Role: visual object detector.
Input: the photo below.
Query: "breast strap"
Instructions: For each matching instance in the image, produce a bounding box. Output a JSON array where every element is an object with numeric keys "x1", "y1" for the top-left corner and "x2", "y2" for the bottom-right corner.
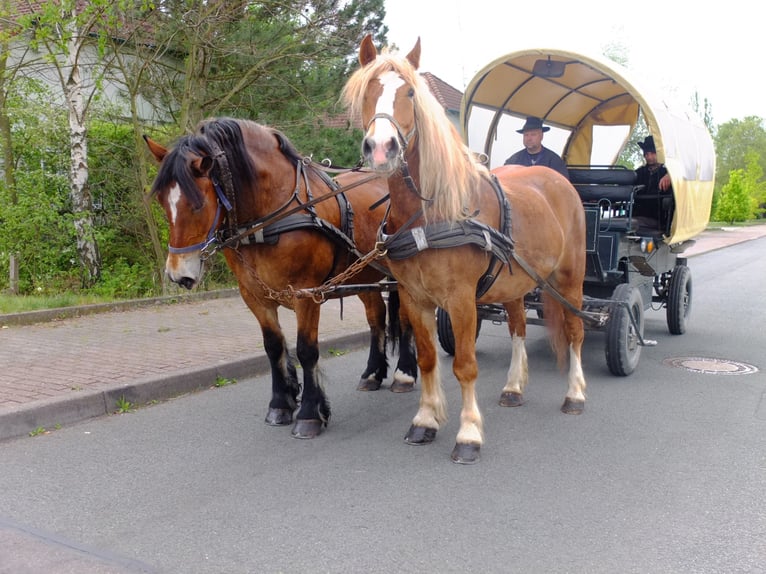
[{"x1": 380, "y1": 174, "x2": 514, "y2": 297}]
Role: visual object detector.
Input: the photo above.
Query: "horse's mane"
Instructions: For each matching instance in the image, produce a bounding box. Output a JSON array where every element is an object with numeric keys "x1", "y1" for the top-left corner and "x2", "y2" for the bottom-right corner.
[
  {"x1": 149, "y1": 118, "x2": 261, "y2": 210},
  {"x1": 149, "y1": 133, "x2": 211, "y2": 209},
  {"x1": 342, "y1": 49, "x2": 486, "y2": 221}
]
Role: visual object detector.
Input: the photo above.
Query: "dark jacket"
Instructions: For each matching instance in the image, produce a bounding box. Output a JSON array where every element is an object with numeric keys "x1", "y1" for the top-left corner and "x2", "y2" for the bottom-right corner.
[
  {"x1": 504, "y1": 147, "x2": 569, "y2": 179},
  {"x1": 635, "y1": 163, "x2": 671, "y2": 195}
]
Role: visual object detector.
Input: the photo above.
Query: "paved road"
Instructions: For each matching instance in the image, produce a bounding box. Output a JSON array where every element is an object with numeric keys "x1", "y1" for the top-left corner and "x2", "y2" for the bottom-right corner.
[
  {"x1": 1, "y1": 224, "x2": 765, "y2": 443},
  {"x1": 1, "y1": 236, "x2": 764, "y2": 573}
]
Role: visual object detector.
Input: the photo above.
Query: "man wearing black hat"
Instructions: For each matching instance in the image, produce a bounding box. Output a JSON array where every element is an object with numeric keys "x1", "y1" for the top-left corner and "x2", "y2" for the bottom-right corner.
[
  {"x1": 634, "y1": 135, "x2": 673, "y2": 231},
  {"x1": 504, "y1": 116, "x2": 569, "y2": 179}
]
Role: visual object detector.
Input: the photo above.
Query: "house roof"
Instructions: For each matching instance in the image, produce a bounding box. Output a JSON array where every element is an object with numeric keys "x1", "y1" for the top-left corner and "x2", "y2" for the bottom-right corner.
[{"x1": 421, "y1": 72, "x2": 463, "y2": 112}]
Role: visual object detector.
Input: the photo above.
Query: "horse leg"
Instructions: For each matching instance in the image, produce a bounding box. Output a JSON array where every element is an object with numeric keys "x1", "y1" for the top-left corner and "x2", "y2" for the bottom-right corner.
[
  {"x1": 291, "y1": 298, "x2": 330, "y2": 439},
  {"x1": 499, "y1": 298, "x2": 529, "y2": 407},
  {"x1": 389, "y1": 290, "x2": 417, "y2": 393},
  {"x1": 561, "y1": 307, "x2": 587, "y2": 415},
  {"x1": 400, "y1": 290, "x2": 446, "y2": 446},
  {"x1": 542, "y1": 290, "x2": 587, "y2": 414},
  {"x1": 356, "y1": 291, "x2": 387, "y2": 391},
  {"x1": 238, "y1": 289, "x2": 299, "y2": 426},
  {"x1": 446, "y1": 294, "x2": 483, "y2": 464}
]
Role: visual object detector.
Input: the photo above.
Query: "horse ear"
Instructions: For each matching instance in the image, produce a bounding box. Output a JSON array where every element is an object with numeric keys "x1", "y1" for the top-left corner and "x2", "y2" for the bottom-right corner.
[
  {"x1": 406, "y1": 37, "x2": 421, "y2": 69},
  {"x1": 143, "y1": 135, "x2": 167, "y2": 162},
  {"x1": 359, "y1": 33, "x2": 377, "y2": 66},
  {"x1": 191, "y1": 155, "x2": 214, "y2": 177}
]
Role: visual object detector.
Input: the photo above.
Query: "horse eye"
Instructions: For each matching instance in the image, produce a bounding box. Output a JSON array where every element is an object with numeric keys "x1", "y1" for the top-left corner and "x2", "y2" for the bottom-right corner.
[{"x1": 407, "y1": 88, "x2": 415, "y2": 98}]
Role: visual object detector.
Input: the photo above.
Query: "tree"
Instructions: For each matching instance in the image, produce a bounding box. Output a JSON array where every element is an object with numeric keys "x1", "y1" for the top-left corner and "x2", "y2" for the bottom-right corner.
[
  {"x1": 144, "y1": 0, "x2": 387, "y2": 134},
  {"x1": 20, "y1": 0, "x2": 114, "y2": 286},
  {"x1": 713, "y1": 166, "x2": 758, "y2": 224},
  {"x1": 713, "y1": 116, "x2": 766, "y2": 197}
]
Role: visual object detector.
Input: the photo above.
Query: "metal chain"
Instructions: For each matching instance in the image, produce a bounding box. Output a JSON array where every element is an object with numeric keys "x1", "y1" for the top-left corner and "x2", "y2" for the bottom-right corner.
[
  {"x1": 290, "y1": 245, "x2": 388, "y2": 303},
  {"x1": 232, "y1": 244, "x2": 388, "y2": 306}
]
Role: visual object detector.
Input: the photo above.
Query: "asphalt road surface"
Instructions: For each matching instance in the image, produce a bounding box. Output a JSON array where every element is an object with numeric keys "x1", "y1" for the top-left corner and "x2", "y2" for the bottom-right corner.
[{"x1": 1, "y1": 238, "x2": 765, "y2": 574}]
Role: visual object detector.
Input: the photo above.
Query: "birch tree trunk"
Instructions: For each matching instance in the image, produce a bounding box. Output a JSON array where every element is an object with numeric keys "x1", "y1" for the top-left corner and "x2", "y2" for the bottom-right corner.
[{"x1": 62, "y1": 17, "x2": 101, "y2": 285}]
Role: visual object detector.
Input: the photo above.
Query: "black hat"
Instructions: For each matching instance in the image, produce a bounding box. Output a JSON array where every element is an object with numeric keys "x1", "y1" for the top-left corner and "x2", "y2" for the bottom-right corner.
[
  {"x1": 638, "y1": 136, "x2": 656, "y2": 153},
  {"x1": 516, "y1": 116, "x2": 550, "y2": 133}
]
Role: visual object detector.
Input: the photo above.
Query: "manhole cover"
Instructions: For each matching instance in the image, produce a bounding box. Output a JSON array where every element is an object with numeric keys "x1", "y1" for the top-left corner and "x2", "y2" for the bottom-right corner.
[{"x1": 663, "y1": 357, "x2": 759, "y2": 375}]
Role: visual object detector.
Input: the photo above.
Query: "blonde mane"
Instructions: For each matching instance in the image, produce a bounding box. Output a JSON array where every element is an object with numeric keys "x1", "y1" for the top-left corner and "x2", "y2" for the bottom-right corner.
[{"x1": 342, "y1": 49, "x2": 486, "y2": 222}]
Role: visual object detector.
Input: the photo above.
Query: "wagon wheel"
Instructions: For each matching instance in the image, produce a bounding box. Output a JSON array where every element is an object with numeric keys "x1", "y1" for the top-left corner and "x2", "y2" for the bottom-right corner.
[
  {"x1": 666, "y1": 264, "x2": 692, "y2": 335},
  {"x1": 605, "y1": 284, "x2": 644, "y2": 376},
  {"x1": 436, "y1": 307, "x2": 482, "y2": 356}
]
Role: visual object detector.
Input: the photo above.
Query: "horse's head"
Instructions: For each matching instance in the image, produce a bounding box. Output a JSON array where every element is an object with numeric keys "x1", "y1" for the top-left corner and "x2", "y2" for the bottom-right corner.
[
  {"x1": 145, "y1": 134, "x2": 222, "y2": 290},
  {"x1": 342, "y1": 34, "x2": 423, "y2": 173},
  {"x1": 343, "y1": 35, "x2": 483, "y2": 222}
]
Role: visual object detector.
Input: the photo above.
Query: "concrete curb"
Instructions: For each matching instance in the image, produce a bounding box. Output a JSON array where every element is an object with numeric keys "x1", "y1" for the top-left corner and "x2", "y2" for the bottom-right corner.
[{"x1": 0, "y1": 331, "x2": 369, "y2": 442}]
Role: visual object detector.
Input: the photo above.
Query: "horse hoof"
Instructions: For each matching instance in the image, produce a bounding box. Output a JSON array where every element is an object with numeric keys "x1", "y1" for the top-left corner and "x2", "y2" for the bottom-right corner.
[
  {"x1": 390, "y1": 380, "x2": 414, "y2": 393},
  {"x1": 265, "y1": 408, "x2": 293, "y2": 426},
  {"x1": 451, "y1": 443, "x2": 481, "y2": 464},
  {"x1": 357, "y1": 377, "x2": 382, "y2": 391},
  {"x1": 404, "y1": 425, "x2": 436, "y2": 445},
  {"x1": 561, "y1": 398, "x2": 585, "y2": 415},
  {"x1": 291, "y1": 419, "x2": 323, "y2": 439},
  {"x1": 499, "y1": 391, "x2": 525, "y2": 407}
]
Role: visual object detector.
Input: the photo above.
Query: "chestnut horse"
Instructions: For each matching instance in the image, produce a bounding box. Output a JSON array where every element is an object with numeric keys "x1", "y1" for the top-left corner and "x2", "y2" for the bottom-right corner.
[
  {"x1": 145, "y1": 117, "x2": 417, "y2": 439},
  {"x1": 342, "y1": 36, "x2": 587, "y2": 463}
]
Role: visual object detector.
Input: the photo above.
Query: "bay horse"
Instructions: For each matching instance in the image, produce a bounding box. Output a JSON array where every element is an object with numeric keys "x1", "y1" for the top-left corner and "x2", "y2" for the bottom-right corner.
[
  {"x1": 342, "y1": 35, "x2": 587, "y2": 463},
  {"x1": 144, "y1": 117, "x2": 417, "y2": 439}
]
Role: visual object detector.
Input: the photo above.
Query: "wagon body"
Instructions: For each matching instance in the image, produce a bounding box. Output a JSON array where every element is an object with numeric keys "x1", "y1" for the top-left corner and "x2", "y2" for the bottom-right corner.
[{"x1": 436, "y1": 48, "x2": 716, "y2": 375}]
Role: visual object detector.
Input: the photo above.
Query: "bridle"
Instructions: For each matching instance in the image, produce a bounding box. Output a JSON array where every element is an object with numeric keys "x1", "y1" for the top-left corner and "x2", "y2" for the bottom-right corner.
[
  {"x1": 365, "y1": 106, "x2": 429, "y2": 203},
  {"x1": 166, "y1": 176, "x2": 232, "y2": 261},
  {"x1": 165, "y1": 150, "x2": 378, "y2": 262}
]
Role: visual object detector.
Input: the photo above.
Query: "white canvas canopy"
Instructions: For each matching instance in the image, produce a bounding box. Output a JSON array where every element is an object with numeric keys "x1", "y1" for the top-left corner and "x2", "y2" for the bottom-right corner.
[{"x1": 460, "y1": 48, "x2": 715, "y2": 244}]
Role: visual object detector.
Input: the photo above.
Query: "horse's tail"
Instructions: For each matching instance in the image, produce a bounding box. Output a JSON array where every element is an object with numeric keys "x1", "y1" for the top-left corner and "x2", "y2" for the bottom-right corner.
[
  {"x1": 387, "y1": 289, "x2": 402, "y2": 352},
  {"x1": 542, "y1": 292, "x2": 569, "y2": 371}
]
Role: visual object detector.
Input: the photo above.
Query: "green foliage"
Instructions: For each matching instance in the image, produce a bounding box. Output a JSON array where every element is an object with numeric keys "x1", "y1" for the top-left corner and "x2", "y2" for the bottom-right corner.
[
  {"x1": 713, "y1": 116, "x2": 766, "y2": 198},
  {"x1": 0, "y1": 293, "x2": 113, "y2": 314},
  {"x1": 114, "y1": 395, "x2": 134, "y2": 413},
  {"x1": 2, "y1": 0, "x2": 386, "y2": 302},
  {"x1": 0, "y1": 171, "x2": 78, "y2": 293},
  {"x1": 213, "y1": 376, "x2": 236, "y2": 388},
  {"x1": 286, "y1": 123, "x2": 365, "y2": 168},
  {"x1": 713, "y1": 169, "x2": 758, "y2": 223}
]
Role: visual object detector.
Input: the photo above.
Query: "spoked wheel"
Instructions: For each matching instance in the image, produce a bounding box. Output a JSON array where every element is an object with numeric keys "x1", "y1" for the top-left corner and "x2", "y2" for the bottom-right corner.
[
  {"x1": 666, "y1": 264, "x2": 692, "y2": 335},
  {"x1": 605, "y1": 284, "x2": 644, "y2": 376},
  {"x1": 436, "y1": 307, "x2": 482, "y2": 356}
]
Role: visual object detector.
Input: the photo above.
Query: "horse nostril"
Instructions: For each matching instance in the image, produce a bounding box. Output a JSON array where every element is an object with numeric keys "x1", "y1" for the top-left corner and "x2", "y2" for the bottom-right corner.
[
  {"x1": 386, "y1": 136, "x2": 399, "y2": 159},
  {"x1": 178, "y1": 277, "x2": 196, "y2": 290},
  {"x1": 362, "y1": 138, "x2": 374, "y2": 158}
]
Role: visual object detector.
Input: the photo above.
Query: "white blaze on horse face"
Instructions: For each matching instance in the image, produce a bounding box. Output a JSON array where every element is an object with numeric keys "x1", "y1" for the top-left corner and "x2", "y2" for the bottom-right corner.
[
  {"x1": 164, "y1": 182, "x2": 204, "y2": 287},
  {"x1": 366, "y1": 71, "x2": 406, "y2": 170},
  {"x1": 167, "y1": 183, "x2": 182, "y2": 225}
]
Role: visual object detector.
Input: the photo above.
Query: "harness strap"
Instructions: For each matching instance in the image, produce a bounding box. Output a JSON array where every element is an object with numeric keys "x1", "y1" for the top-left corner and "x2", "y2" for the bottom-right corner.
[
  {"x1": 376, "y1": 173, "x2": 514, "y2": 298},
  {"x1": 475, "y1": 174, "x2": 514, "y2": 298},
  {"x1": 208, "y1": 140, "x2": 238, "y2": 237},
  {"x1": 380, "y1": 218, "x2": 513, "y2": 264},
  {"x1": 230, "y1": 213, "x2": 388, "y2": 276}
]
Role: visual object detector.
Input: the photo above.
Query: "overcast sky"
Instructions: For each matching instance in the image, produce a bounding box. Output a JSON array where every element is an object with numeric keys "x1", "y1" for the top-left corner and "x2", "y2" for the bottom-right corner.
[{"x1": 382, "y1": 0, "x2": 761, "y2": 126}]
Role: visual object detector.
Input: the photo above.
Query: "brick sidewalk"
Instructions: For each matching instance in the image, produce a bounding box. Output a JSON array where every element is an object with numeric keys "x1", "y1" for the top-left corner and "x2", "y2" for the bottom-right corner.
[{"x1": 0, "y1": 295, "x2": 371, "y2": 440}]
